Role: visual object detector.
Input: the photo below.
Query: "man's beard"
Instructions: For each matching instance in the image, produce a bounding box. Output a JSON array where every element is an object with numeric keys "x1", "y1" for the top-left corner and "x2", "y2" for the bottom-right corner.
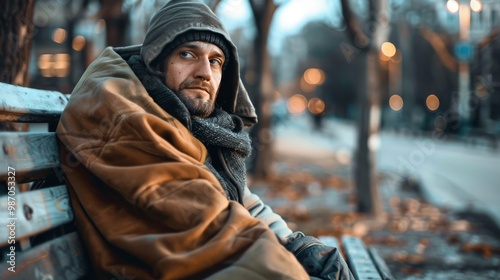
[
  {"x1": 177, "y1": 93, "x2": 215, "y2": 118},
  {"x1": 176, "y1": 79, "x2": 216, "y2": 118}
]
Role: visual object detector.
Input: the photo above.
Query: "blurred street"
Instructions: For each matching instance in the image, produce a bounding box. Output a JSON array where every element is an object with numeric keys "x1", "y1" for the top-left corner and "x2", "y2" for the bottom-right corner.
[
  {"x1": 273, "y1": 114, "x2": 500, "y2": 230},
  {"x1": 249, "y1": 114, "x2": 500, "y2": 279}
]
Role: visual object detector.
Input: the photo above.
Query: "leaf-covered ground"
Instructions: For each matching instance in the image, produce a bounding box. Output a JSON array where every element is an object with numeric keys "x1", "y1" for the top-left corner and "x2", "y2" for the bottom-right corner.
[{"x1": 249, "y1": 158, "x2": 500, "y2": 279}]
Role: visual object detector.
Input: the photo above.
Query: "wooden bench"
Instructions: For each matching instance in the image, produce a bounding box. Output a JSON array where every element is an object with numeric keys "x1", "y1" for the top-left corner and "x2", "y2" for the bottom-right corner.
[
  {"x1": 0, "y1": 81, "x2": 393, "y2": 279},
  {"x1": 0, "y1": 82, "x2": 88, "y2": 279}
]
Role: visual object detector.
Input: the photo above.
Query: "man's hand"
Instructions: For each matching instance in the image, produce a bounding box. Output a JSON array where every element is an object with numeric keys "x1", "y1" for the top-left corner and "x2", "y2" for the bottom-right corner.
[{"x1": 285, "y1": 233, "x2": 354, "y2": 280}]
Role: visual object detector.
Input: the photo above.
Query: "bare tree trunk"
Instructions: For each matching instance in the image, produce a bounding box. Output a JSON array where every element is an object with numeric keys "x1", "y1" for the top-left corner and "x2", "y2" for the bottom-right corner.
[
  {"x1": 246, "y1": 0, "x2": 279, "y2": 179},
  {"x1": 0, "y1": 0, "x2": 35, "y2": 132},
  {"x1": 98, "y1": 0, "x2": 129, "y2": 47},
  {"x1": 0, "y1": 0, "x2": 35, "y2": 86},
  {"x1": 341, "y1": 0, "x2": 390, "y2": 216}
]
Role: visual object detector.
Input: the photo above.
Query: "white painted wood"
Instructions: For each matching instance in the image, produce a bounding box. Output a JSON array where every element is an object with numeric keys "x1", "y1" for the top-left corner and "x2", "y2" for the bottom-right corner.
[
  {"x1": 318, "y1": 236, "x2": 340, "y2": 249},
  {"x1": 0, "y1": 232, "x2": 88, "y2": 280},
  {"x1": 0, "y1": 132, "x2": 61, "y2": 182},
  {"x1": 0, "y1": 185, "x2": 74, "y2": 246},
  {"x1": 0, "y1": 82, "x2": 68, "y2": 122},
  {"x1": 342, "y1": 235, "x2": 382, "y2": 280}
]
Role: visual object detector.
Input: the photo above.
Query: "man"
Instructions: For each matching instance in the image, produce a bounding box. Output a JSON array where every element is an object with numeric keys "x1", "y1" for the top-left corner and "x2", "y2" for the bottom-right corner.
[{"x1": 57, "y1": 0, "x2": 353, "y2": 279}]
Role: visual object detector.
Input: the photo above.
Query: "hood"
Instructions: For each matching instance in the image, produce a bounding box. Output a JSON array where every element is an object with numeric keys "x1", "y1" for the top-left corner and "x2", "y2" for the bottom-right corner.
[{"x1": 129, "y1": 0, "x2": 257, "y2": 127}]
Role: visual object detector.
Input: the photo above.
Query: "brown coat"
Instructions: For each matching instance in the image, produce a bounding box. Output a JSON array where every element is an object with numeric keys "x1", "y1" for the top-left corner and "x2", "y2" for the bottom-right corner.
[{"x1": 57, "y1": 47, "x2": 309, "y2": 279}]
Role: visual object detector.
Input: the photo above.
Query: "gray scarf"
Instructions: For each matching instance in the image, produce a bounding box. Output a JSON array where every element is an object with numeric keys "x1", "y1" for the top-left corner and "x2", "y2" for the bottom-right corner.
[{"x1": 128, "y1": 55, "x2": 251, "y2": 203}]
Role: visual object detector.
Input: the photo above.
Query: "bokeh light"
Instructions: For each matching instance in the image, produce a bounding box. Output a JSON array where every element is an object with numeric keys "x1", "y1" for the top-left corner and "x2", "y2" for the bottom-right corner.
[
  {"x1": 72, "y1": 35, "x2": 86, "y2": 51},
  {"x1": 303, "y1": 68, "x2": 326, "y2": 85},
  {"x1": 287, "y1": 94, "x2": 308, "y2": 115},
  {"x1": 426, "y1": 94, "x2": 440, "y2": 111},
  {"x1": 308, "y1": 97, "x2": 326, "y2": 115},
  {"x1": 38, "y1": 54, "x2": 70, "y2": 78},
  {"x1": 53, "y1": 54, "x2": 70, "y2": 77},
  {"x1": 52, "y1": 28, "x2": 67, "y2": 44},
  {"x1": 389, "y1": 94, "x2": 404, "y2": 111},
  {"x1": 381, "y1": 42, "x2": 397, "y2": 58},
  {"x1": 38, "y1": 54, "x2": 52, "y2": 71},
  {"x1": 446, "y1": 0, "x2": 459, "y2": 13},
  {"x1": 470, "y1": 0, "x2": 482, "y2": 12}
]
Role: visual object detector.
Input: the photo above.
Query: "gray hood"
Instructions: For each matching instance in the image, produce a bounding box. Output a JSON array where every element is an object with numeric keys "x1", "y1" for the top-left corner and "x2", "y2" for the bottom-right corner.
[{"x1": 115, "y1": 0, "x2": 257, "y2": 127}]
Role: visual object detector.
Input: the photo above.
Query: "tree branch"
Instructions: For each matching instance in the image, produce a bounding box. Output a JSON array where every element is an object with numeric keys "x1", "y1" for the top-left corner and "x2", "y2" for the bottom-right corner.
[
  {"x1": 420, "y1": 27, "x2": 459, "y2": 73},
  {"x1": 340, "y1": 0, "x2": 370, "y2": 50}
]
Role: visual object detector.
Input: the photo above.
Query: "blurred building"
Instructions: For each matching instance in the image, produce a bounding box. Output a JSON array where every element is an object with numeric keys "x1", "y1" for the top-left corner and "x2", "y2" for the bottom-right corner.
[
  {"x1": 431, "y1": 0, "x2": 500, "y2": 134},
  {"x1": 29, "y1": 0, "x2": 110, "y2": 93},
  {"x1": 474, "y1": 1, "x2": 500, "y2": 133}
]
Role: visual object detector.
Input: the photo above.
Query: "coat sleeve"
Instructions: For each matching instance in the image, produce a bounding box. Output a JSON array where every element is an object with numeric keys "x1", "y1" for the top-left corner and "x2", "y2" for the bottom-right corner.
[{"x1": 242, "y1": 186, "x2": 293, "y2": 244}]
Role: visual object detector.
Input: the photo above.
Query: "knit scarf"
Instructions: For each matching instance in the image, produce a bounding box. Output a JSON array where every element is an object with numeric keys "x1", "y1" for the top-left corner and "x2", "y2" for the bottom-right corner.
[{"x1": 128, "y1": 55, "x2": 251, "y2": 203}]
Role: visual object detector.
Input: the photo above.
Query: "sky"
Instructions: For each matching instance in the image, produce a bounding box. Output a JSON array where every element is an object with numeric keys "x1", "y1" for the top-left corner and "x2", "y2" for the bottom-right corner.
[{"x1": 216, "y1": 0, "x2": 339, "y2": 55}]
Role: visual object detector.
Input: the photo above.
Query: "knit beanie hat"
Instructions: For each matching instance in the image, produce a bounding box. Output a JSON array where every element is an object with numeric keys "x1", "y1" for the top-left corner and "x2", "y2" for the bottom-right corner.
[{"x1": 157, "y1": 30, "x2": 231, "y2": 69}]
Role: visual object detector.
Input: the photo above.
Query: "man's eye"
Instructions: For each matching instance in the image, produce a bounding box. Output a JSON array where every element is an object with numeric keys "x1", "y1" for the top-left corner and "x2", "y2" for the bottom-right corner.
[
  {"x1": 180, "y1": 52, "x2": 193, "y2": 58},
  {"x1": 210, "y1": 59, "x2": 222, "y2": 67}
]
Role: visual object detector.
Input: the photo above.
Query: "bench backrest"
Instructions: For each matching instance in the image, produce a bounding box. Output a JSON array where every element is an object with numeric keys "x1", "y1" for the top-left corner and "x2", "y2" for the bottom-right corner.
[{"x1": 0, "y1": 82, "x2": 88, "y2": 279}]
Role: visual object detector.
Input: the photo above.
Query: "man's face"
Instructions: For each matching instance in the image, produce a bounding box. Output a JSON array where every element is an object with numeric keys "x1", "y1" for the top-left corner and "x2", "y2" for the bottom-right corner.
[{"x1": 164, "y1": 41, "x2": 225, "y2": 118}]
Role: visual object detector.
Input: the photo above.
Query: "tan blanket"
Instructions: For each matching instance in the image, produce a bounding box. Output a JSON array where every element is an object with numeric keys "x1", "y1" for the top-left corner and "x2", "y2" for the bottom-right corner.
[{"x1": 57, "y1": 48, "x2": 308, "y2": 279}]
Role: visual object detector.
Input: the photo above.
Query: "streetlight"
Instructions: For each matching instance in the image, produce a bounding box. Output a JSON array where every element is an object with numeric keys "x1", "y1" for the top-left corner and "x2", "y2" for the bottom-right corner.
[
  {"x1": 303, "y1": 68, "x2": 326, "y2": 85},
  {"x1": 470, "y1": 0, "x2": 483, "y2": 12},
  {"x1": 446, "y1": 0, "x2": 482, "y2": 127},
  {"x1": 381, "y1": 42, "x2": 396, "y2": 58},
  {"x1": 446, "y1": 0, "x2": 460, "y2": 13}
]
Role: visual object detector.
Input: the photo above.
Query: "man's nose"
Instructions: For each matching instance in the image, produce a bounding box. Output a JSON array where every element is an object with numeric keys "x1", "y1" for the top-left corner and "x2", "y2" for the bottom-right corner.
[{"x1": 194, "y1": 58, "x2": 212, "y2": 81}]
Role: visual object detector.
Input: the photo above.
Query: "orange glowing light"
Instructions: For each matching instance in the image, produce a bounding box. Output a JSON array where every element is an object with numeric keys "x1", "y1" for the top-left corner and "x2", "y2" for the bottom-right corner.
[
  {"x1": 287, "y1": 94, "x2": 308, "y2": 115},
  {"x1": 52, "y1": 28, "x2": 67, "y2": 44},
  {"x1": 389, "y1": 94, "x2": 404, "y2": 111},
  {"x1": 38, "y1": 54, "x2": 52, "y2": 70},
  {"x1": 426, "y1": 94, "x2": 440, "y2": 111},
  {"x1": 72, "y1": 35, "x2": 86, "y2": 51},
  {"x1": 308, "y1": 98, "x2": 326, "y2": 115},
  {"x1": 38, "y1": 53, "x2": 70, "y2": 78},
  {"x1": 381, "y1": 42, "x2": 396, "y2": 58},
  {"x1": 303, "y1": 68, "x2": 326, "y2": 85}
]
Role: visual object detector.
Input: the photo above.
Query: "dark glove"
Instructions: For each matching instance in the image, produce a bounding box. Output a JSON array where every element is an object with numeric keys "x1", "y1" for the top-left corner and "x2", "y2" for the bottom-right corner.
[{"x1": 285, "y1": 232, "x2": 355, "y2": 280}]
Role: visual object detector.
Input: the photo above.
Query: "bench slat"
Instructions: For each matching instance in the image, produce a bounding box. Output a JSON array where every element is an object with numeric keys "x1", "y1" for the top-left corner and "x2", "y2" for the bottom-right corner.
[
  {"x1": 0, "y1": 232, "x2": 88, "y2": 280},
  {"x1": 342, "y1": 236, "x2": 382, "y2": 280},
  {"x1": 368, "y1": 247, "x2": 395, "y2": 280},
  {"x1": 0, "y1": 185, "x2": 74, "y2": 246},
  {"x1": 0, "y1": 82, "x2": 68, "y2": 123},
  {"x1": 0, "y1": 132, "x2": 61, "y2": 182},
  {"x1": 318, "y1": 236, "x2": 340, "y2": 249}
]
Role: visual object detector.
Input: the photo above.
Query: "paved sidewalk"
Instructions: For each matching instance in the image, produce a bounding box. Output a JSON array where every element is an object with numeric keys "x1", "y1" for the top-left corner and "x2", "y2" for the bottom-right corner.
[{"x1": 273, "y1": 115, "x2": 500, "y2": 232}]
